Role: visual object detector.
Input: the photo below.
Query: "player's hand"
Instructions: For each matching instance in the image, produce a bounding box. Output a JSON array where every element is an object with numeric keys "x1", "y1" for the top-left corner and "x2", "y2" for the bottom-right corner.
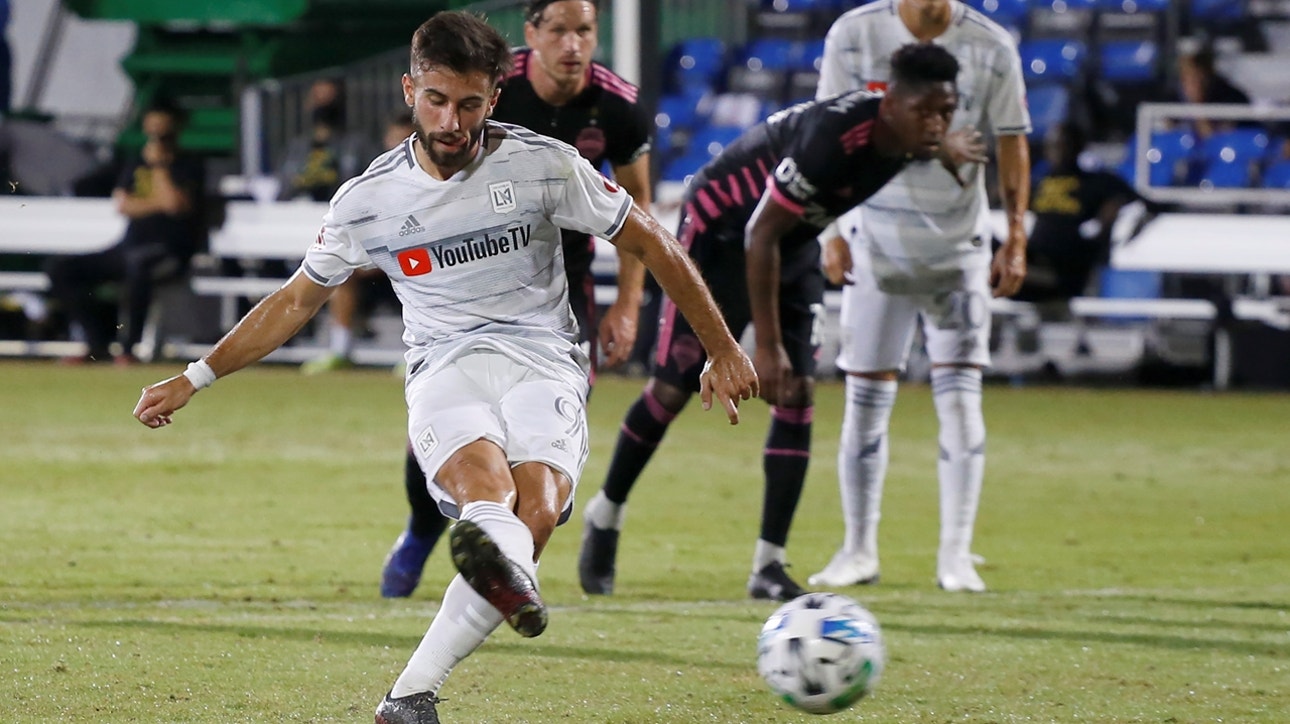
[
  {"x1": 939, "y1": 126, "x2": 987, "y2": 187},
  {"x1": 699, "y1": 348, "x2": 758, "y2": 425},
  {"x1": 133, "y1": 375, "x2": 197, "y2": 429},
  {"x1": 990, "y1": 230, "x2": 1027, "y2": 298},
  {"x1": 597, "y1": 298, "x2": 640, "y2": 368},
  {"x1": 752, "y1": 343, "x2": 794, "y2": 407},
  {"x1": 822, "y1": 235, "x2": 853, "y2": 286}
]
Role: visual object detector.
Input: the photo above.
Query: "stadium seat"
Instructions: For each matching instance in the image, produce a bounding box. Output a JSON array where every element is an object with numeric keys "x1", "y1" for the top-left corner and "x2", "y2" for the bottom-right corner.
[
  {"x1": 706, "y1": 92, "x2": 765, "y2": 128},
  {"x1": 1026, "y1": 83, "x2": 1070, "y2": 140},
  {"x1": 1093, "y1": 0, "x2": 1168, "y2": 11},
  {"x1": 1019, "y1": 39, "x2": 1087, "y2": 83},
  {"x1": 1027, "y1": 0, "x2": 1096, "y2": 39},
  {"x1": 655, "y1": 93, "x2": 705, "y2": 133},
  {"x1": 687, "y1": 126, "x2": 744, "y2": 159},
  {"x1": 667, "y1": 37, "x2": 726, "y2": 96},
  {"x1": 1262, "y1": 159, "x2": 1290, "y2": 188},
  {"x1": 661, "y1": 150, "x2": 715, "y2": 182},
  {"x1": 1139, "y1": 130, "x2": 1198, "y2": 187},
  {"x1": 728, "y1": 38, "x2": 799, "y2": 97},
  {"x1": 962, "y1": 0, "x2": 1029, "y2": 27},
  {"x1": 1191, "y1": 0, "x2": 1244, "y2": 21},
  {"x1": 1199, "y1": 129, "x2": 1270, "y2": 188},
  {"x1": 1099, "y1": 40, "x2": 1159, "y2": 82}
]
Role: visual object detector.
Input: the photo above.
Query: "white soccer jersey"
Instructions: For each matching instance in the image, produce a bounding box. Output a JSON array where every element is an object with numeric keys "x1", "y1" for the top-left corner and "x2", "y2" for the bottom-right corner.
[
  {"x1": 818, "y1": 0, "x2": 1030, "y2": 275},
  {"x1": 301, "y1": 122, "x2": 633, "y2": 379}
]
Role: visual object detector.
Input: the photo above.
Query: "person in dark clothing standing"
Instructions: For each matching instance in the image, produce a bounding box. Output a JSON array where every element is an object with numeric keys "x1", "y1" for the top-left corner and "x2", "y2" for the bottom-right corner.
[
  {"x1": 1017, "y1": 122, "x2": 1152, "y2": 302},
  {"x1": 45, "y1": 102, "x2": 203, "y2": 364}
]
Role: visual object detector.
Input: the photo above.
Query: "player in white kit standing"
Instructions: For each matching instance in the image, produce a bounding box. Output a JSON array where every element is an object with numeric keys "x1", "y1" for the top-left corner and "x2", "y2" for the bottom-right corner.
[
  {"x1": 131, "y1": 13, "x2": 757, "y2": 723},
  {"x1": 810, "y1": 0, "x2": 1030, "y2": 593}
]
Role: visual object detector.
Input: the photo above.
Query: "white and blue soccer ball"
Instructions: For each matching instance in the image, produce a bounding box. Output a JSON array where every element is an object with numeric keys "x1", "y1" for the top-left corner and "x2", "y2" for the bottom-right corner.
[{"x1": 756, "y1": 592, "x2": 886, "y2": 715}]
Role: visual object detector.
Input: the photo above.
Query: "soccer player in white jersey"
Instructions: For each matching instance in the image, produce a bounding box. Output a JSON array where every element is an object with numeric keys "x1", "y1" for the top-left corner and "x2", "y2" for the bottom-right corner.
[
  {"x1": 810, "y1": 0, "x2": 1030, "y2": 593},
  {"x1": 131, "y1": 12, "x2": 757, "y2": 724}
]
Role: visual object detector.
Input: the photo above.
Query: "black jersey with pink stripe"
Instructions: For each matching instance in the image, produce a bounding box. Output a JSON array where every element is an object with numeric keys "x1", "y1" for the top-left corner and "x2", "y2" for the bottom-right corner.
[
  {"x1": 683, "y1": 91, "x2": 909, "y2": 245},
  {"x1": 494, "y1": 49, "x2": 652, "y2": 281}
]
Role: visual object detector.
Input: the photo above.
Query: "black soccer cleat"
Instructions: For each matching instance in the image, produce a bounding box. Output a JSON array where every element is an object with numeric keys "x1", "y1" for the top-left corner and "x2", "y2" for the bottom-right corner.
[
  {"x1": 374, "y1": 690, "x2": 440, "y2": 724},
  {"x1": 449, "y1": 520, "x2": 548, "y2": 638},
  {"x1": 748, "y1": 561, "x2": 808, "y2": 602},
  {"x1": 577, "y1": 522, "x2": 620, "y2": 595}
]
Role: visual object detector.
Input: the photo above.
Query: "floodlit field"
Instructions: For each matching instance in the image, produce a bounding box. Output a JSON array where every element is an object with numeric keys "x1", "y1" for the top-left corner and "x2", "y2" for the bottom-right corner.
[{"x1": 1, "y1": 360, "x2": 1287, "y2": 722}]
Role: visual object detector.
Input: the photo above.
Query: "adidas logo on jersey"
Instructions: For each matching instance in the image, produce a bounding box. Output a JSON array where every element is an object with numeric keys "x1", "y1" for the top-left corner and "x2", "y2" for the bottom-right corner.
[{"x1": 399, "y1": 215, "x2": 425, "y2": 237}]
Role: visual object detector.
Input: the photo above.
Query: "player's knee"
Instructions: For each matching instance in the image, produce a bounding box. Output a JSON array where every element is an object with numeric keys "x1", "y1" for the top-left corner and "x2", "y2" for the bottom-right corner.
[
  {"x1": 645, "y1": 378, "x2": 689, "y2": 414},
  {"x1": 777, "y1": 376, "x2": 815, "y2": 409}
]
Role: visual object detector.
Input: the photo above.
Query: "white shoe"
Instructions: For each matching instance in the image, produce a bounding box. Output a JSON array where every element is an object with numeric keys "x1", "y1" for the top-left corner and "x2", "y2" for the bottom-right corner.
[
  {"x1": 807, "y1": 549, "x2": 880, "y2": 587},
  {"x1": 937, "y1": 554, "x2": 986, "y2": 593}
]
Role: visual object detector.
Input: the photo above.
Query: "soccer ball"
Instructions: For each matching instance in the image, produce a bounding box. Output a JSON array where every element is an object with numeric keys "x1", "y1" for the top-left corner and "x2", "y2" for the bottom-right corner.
[{"x1": 756, "y1": 592, "x2": 885, "y2": 715}]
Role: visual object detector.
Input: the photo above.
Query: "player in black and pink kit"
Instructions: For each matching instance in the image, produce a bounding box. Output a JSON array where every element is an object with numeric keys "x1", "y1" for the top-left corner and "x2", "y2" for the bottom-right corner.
[
  {"x1": 381, "y1": 0, "x2": 656, "y2": 598},
  {"x1": 578, "y1": 42, "x2": 971, "y2": 600}
]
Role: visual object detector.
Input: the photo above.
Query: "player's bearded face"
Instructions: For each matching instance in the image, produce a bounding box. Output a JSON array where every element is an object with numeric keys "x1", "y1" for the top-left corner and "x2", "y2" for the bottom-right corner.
[{"x1": 404, "y1": 67, "x2": 498, "y2": 174}]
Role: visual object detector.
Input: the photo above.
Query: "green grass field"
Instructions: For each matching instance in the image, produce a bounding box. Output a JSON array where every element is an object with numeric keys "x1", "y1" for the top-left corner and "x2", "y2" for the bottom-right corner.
[{"x1": 1, "y1": 359, "x2": 1287, "y2": 722}]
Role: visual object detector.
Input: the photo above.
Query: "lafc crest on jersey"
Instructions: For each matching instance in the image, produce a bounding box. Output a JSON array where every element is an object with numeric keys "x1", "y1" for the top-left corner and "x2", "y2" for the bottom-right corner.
[{"x1": 489, "y1": 180, "x2": 517, "y2": 214}]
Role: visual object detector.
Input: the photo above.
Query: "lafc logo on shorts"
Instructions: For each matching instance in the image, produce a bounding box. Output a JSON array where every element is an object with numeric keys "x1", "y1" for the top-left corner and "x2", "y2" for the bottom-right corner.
[{"x1": 489, "y1": 181, "x2": 516, "y2": 214}]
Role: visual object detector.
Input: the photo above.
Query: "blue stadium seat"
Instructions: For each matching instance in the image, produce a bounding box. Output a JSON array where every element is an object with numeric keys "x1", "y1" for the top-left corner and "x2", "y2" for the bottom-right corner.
[
  {"x1": 1138, "y1": 130, "x2": 1197, "y2": 187},
  {"x1": 738, "y1": 38, "x2": 800, "y2": 72},
  {"x1": 798, "y1": 39, "x2": 827, "y2": 72},
  {"x1": 963, "y1": 0, "x2": 1029, "y2": 27},
  {"x1": 1026, "y1": 84, "x2": 1070, "y2": 140},
  {"x1": 1098, "y1": 268, "x2": 1162, "y2": 299},
  {"x1": 1093, "y1": 0, "x2": 1168, "y2": 10},
  {"x1": 1262, "y1": 159, "x2": 1290, "y2": 188},
  {"x1": 1019, "y1": 39, "x2": 1087, "y2": 83},
  {"x1": 1199, "y1": 129, "x2": 1270, "y2": 188},
  {"x1": 688, "y1": 126, "x2": 744, "y2": 159},
  {"x1": 1099, "y1": 40, "x2": 1159, "y2": 82},
  {"x1": 1191, "y1": 0, "x2": 1243, "y2": 21},
  {"x1": 1027, "y1": 0, "x2": 1096, "y2": 9},
  {"x1": 667, "y1": 37, "x2": 726, "y2": 96},
  {"x1": 661, "y1": 150, "x2": 713, "y2": 182},
  {"x1": 656, "y1": 94, "x2": 704, "y2": 132}
]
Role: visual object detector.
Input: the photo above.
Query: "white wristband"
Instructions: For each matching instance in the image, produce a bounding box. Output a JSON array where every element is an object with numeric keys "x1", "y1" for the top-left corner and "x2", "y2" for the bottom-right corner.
[{"x1": 182, "y1": 359, "x2": 216, "y2": 390}]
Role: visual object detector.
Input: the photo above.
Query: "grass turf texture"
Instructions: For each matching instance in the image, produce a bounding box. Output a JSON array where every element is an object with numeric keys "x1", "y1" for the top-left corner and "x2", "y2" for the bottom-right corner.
[{"x1": 1, "y1": 359, "x2": 1287, "y2": 722}]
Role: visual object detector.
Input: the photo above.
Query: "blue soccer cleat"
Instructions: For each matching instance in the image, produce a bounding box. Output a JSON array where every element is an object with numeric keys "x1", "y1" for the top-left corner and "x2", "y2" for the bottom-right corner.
[{"x1": 380, "y1": 523, "x2": 435, "y2": 598}]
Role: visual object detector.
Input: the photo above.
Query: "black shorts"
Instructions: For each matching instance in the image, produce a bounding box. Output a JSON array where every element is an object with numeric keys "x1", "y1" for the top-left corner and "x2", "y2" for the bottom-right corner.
[{"x1": 653, "y1": 216, "x2": 824, "y2": 393}]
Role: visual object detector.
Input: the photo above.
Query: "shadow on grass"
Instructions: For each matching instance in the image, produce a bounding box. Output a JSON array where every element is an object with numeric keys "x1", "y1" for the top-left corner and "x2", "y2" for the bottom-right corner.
[{"x1": 74, "y1": 618, "x2": 752, "y2": 670}]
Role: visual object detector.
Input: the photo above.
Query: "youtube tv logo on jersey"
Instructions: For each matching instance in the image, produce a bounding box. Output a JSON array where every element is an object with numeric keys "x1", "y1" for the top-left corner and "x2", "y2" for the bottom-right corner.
[{"x1": 397, "y1": 248, "x2": 432, "y2": 276}]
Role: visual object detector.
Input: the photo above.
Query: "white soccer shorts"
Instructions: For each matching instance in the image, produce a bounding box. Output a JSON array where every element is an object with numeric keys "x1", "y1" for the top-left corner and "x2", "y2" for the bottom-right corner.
[
  {"x1": 835, "y1": 261, "x2": 993, "y2": 374},
  {"x1": 406, "y1": 349, "x2": 590, "y2": 520}
]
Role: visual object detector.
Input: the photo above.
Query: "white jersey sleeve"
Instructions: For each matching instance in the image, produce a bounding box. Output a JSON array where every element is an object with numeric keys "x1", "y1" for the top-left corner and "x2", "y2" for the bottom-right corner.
[
  {"x1": 985, "y1": 38, "x2": 1030, "y2": 137},
  {"x1": 301, "y1": 192, "x2": 378, "y2": 287},
  {"x1": 551, "y1": 154, "x2": 633, "y2": 240}
]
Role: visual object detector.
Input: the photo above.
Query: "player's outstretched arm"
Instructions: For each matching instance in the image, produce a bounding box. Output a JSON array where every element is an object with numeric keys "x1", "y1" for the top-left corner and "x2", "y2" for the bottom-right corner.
[
  {"x1": 991, "y1": 133, "x2": 1030, "y2": 298},
  {"x1": 609, "y1": 206, "x2": 758, "y2": 423},
  {"x1": 133, "y1": 273, "x2": 335, "y2": 428}
]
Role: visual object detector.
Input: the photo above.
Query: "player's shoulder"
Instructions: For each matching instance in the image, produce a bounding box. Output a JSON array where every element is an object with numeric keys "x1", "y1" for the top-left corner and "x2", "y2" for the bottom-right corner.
[
  {"x1": 829, "y1": 0, "x2": 897, "y2": 32},
  {"x1": 954, "y1": 3, "x2": 1021, "y2": 49},
  {"x1": 486, "y1": 121, "x2": 584, "y2": 165},
  {"x1": 588, "y1": 60, "x2": 641, "y2": 106},
  {"x1": 331, "y1": 143, "x2": 415, "y2": 210}
]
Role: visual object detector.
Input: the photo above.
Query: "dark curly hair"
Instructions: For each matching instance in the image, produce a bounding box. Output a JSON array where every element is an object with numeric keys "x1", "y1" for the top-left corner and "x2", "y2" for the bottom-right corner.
[
  {"x1": 410, "y1": 11, "x2": 514, "y2": 82},
  {"x1": 890, "y1": 42, "x2": 960, "y2": 90}
]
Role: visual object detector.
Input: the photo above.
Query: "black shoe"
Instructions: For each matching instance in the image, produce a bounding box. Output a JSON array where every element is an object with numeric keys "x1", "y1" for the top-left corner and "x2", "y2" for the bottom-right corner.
[
  {"x1": 374, "y1": 690, "x2": 440, "y2": 724},
  {"x1": 577, "y1": 522, "x2": 620, "y2": 595},
  {"x1": 449, "y1": 520, "x2": 548, "y2": 638},
  {"x1": 748, "y1": 561, "x2": 808, "y2": 602}
]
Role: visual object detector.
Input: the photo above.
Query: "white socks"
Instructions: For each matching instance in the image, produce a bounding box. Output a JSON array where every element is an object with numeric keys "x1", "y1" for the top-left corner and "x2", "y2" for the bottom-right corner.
[
  {"x1": 390, "y1": 500, "x2": 537, "y2": 699},
  {"x1": 391, "y1": 574, "x2": 503, "y2": 698},
  {"x1": 583, "y1": 490, "x2": 627, "y2": 530},
  {"x1": 328, "y1": 324, "x2": 353, "y2": 357},
  {"x1": 838, "y1": 376, "x2": 897, "y2": 558},
  {"x1": 753, "y1": 539, "x2": 786, "y2": 573},
  {"x1": 930, "y1": 367, "x2": 986, "y2": 561}
]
